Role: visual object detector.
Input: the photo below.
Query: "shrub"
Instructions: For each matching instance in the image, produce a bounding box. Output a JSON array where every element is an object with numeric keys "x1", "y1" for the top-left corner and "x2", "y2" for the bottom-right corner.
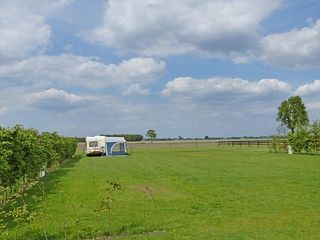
[
  {"x1": 0, "y1": 125, "x2": 77, "y2": 190},
  {"x1": 288, "y1": 121, "x2": 320, "y2": 154}
]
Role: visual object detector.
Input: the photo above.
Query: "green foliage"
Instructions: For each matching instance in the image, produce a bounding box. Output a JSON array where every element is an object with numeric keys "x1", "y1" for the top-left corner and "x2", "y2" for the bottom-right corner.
[
  {"x1": 277, "y1": 96, "x2": 309, "y2": 133},
  {"x1": 310, "y1": 120, "x2": 320, "y2": 152},
  {"x1": 288, "y1": 121, "x2": 320, "y2": 154},
  {"x1": 101, "y1": 134, "x2": 143, "y2": 141},
  {"x1": 146, "y1": 129, "x2": 157, "y2": 142},
  {"x1": 0, "y1": 125, "x2": 77, "y2": 193},
  {"x1": 270, "y1": 135, "x2": 288, "y2": 153}
]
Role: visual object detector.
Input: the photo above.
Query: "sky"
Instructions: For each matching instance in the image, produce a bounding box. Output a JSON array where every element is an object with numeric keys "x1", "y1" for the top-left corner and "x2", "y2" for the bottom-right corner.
[{"x1": 0, "y1": 0, "x2": 319, "y2": 138}]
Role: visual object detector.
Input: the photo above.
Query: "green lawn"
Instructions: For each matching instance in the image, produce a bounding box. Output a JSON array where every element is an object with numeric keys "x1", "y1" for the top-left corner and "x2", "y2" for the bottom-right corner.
[{"x1": 3, "y1": 146, "x2": 320, "y2": 239}]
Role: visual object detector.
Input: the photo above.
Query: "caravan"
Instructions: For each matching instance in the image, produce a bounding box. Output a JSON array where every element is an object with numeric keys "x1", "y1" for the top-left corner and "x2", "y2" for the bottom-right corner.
[
  {"x1": 86, "y1": 136, "x2": 107, "y2": 156},
  {"x1": 86, "y1": 136, "x2": 128, "y2": 156}
]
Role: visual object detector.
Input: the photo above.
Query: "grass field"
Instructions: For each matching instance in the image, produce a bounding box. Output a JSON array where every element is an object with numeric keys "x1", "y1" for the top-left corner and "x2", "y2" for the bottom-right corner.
[{"x1": 3, "y1": 146, "x2": 320, "y2": 239}]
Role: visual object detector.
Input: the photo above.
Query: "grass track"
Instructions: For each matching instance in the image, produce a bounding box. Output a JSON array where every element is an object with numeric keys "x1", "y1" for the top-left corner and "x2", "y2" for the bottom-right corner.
[{"x1": 3, "y1": 146, "x2": 320, "y2": 239}]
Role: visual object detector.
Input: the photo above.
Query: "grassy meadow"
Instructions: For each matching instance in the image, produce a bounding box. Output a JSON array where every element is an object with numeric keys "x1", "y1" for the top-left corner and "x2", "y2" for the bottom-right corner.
[{"x1": 2, "y1": 145, "x2": 320, "y2": 239}]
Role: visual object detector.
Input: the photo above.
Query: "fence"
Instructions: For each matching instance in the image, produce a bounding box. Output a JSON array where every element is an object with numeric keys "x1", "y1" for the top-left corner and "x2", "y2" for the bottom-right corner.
[
  {"x1": 216, "y1": 140, "x2": 272, "y2": 147},
  {"x1": 78, "y1": 139, "x2": 276, "y2": 154}
]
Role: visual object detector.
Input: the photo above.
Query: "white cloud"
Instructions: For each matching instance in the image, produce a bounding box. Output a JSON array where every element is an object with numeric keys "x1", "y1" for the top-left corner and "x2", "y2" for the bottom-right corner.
[
  {"x1": 84, "y1": 1, "x2": 320, "y2": 69},
  {"x1": 0, "y1": 3, "x2": 50, "y2": 61},
  {"x1": 0, "y1": 0, "x2": 72, "y2": 62},
  {"x1": 161, "y1": 77, "x2": 293, "y2": 122},
  {"x1": 0, "y1": 87, "x2": 92, "y2": 112},
  {"x1": 0, "y1": 106, "x2": 8, "y2": 115},
  {"x1": 162, "y1": 77, "x2": 291, "y2": 98},
  {"x1": 295, "y1": 80, "x2": 320, "y2": 96},
  {"x1": 306, "y1": 100, "x2": 320, "y2": 111},
  {"x1": 122, "y1": 84, "x2": 150, "y2": 96},
  {"x1": 260, "y1": 20, "x2": 320, "y2": 68},
  {"x1": 294, "y1": 80, "x2": 320, "y2": 118},
  {"x1": 0, "y1": 54, "x2": 166, "y2": 89},
  {"x1": 86, "y1": 0, "x2": 281, "y2": 57},
  {"x1": 29, "y1": 88, "x2": 92, "y2": 111}
]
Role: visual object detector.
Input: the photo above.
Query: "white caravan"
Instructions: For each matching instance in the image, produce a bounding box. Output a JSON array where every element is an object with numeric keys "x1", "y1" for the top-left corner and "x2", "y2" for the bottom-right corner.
[
  {"x1": 86, "y1": 136, "x2": 107, "y2": 156},
  {"x1": 86, "y1": 136, "x2": 128, "y2": 156}
]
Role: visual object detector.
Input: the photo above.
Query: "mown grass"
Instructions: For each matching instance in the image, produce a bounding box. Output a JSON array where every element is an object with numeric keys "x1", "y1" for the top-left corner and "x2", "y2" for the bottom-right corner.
[{"x1": 2, "y1": 146, "x2": 320, "y2": 239}]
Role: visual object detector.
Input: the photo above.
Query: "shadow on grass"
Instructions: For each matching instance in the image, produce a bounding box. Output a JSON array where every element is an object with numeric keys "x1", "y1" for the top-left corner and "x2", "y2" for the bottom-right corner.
[
  {"x1": 3, "y1": 154, "x2": 167, "y2": 239},
  {"x1": 14, "y1": 224, "x2": 168, "y2": 240},
  {"x1": 3, "y1": 154, "x2": 84, "y2": 230}
]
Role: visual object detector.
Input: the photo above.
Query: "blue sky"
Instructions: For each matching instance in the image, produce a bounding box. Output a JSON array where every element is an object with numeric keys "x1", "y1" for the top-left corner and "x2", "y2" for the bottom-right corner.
[{"x1": 0, "y1": 0, "x2": 319, "y2": 138}]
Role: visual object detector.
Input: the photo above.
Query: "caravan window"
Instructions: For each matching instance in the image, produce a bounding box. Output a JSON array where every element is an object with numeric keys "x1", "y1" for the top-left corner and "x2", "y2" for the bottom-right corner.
[{"x1": 88, "y1": 141, "x2": 98, "y2": 147}]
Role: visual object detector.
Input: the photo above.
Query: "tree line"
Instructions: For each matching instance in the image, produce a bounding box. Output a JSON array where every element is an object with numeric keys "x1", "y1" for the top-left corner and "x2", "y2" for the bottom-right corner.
[
  {"x1": 0, "y1": 125, "x2": 77, "y2": 204},
  {"x1": 274, "y1": 96, "x2": 320, "y2": 154},
  {"x1": 101, "y1": 134, "x2": 144, "y2": 141}
]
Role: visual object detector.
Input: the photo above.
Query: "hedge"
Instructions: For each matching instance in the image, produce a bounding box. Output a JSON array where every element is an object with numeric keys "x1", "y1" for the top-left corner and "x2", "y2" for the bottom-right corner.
[
  {"x1": 288, "y1": 120, "x2": 320, "y2": 154},
  {"x1": 270, "y1": 120, "x2": 320, "y2": 155},
  {"x1": 0, "y1": 125, "x2": 77, "y2": 204}
]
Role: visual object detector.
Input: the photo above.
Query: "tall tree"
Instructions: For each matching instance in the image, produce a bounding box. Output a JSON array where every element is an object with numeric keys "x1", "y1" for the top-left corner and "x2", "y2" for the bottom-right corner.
[
  {"x1": 277, "y1": 96, "x2": 309, "y2": 133},
  {"x1": 146, "y1": 129, "x2": 157, "y2": 142}
]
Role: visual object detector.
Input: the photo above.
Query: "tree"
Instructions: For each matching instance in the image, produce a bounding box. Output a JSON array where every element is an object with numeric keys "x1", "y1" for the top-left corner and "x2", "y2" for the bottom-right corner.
[
  {"x1": 146, "y1": 129, "x2": 157, "y2": 142},
  {"x1": 277, "y1": 96, "x2": 309, "y2": 133}
]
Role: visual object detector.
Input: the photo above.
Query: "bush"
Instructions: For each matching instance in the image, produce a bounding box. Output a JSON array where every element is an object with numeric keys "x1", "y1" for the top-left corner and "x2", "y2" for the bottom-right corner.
[
  {"x1": 310, "y1": 120, "x2": 320, "y2": 153},
  {"x1": 270, "y1": 135, "x2": 288, "y2": 153},
  {"x1": 0, "y1": 125, "x2": 77, "y2": 189},
  {"x1": 288, "y1": 121, "x2": 320, "y2": 155}
]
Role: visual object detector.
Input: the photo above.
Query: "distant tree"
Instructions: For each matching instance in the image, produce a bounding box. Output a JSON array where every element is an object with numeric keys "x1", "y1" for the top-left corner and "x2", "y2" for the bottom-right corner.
[
  {"x1": 146, "y1": 129, "x2": 157, "y2": 142},
  {"x1": 204, "y1": 136, "x2": 209, "y2": 140},
  {"x1": 277, "y1": 96, "x2": 309, "y2": 133},
  {"x1": 101, "y1": 134, "x2": 143, "y2": 141},
  {"x1": 178, "y1": 136, "x2": 184, "y2": 140}
]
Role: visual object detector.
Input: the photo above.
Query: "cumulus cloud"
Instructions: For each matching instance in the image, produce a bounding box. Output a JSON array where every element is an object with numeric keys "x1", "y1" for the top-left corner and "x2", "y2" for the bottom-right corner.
[
  {"x1": 294, "y1": 80, "x2": 320, "y2": 116},
  {"x1": 0, "y1": 54, "x2": 166, "y2": 89},
  {"x1": 84, "y1": 1, "x2": 320, "y2": 69},
  {"x1": 86, "y1": 0, "x2": 281, "y2": 57},
  {"x1": 260, "y1": 20, "x2": 320, "y2": 68},
  {"x1": 306, "y1": 100, "x2": 320, "y2": 111},
  {"x1": 122, "y1": 84, "x2": 150, "y2": 96},
  {"x1": 162, "y1": 77, "x2": 291, "y2": 98},
  {"x1": 0, "y1": 87, "x2": 92, "y2": 112},
  {"x1": 295, "y1": 80, "x2": 320, "y2": 96},
  {"x1": 0, "y1": 3, "x2": 50, "y2": 61},
  {"x1": 0, "y1": 106, "x2": 8, "y2": 115},
  {"x1": 161, "y1": 77, "x2": 293, "y2": 120},
  {"x1": 0, "y1": 0, "x2": 71, "y2": 62},
  {"x1": 29, "y1": 88, "x2": 92, "y2": 111}
]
